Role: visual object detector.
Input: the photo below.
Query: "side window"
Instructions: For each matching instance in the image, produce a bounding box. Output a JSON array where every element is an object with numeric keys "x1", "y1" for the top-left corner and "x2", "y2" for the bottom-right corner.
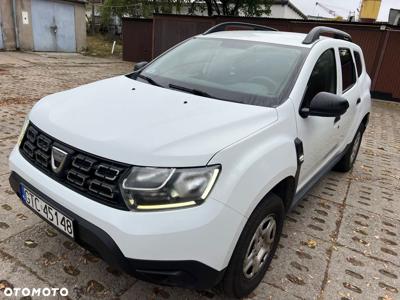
[
  {"x1": 339, "y1": 48, "x2": 356, "y2": 91},
  {"x1": 303, "y1": 49, "x2": 337, "y2": 107},
  {"x1": 353, "y1": 51, "x2": 363, "y2": 77}
]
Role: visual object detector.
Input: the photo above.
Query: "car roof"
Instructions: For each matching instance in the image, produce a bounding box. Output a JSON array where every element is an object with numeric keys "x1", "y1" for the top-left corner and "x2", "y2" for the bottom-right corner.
[{"x1": 199, "y1": 30, "x2": 334, "y2": 48}]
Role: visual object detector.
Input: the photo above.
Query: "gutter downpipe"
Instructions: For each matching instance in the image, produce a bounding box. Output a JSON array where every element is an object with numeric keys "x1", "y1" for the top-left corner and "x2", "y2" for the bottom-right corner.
[{"x1": 12, "y1": 0, "x2": 20, "y2": 49}]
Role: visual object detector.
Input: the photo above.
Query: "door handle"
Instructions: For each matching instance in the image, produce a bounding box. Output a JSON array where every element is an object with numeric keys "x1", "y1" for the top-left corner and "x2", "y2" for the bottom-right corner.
[
  {"x1": 356, "y1": 98, "x2": 361, "y2": 105},
  {"x1": 50, "y1": 25, "x2": 58, "y2": 34}
]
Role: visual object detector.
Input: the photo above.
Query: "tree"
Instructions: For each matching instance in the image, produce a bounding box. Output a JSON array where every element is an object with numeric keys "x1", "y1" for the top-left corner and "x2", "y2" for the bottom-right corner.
[
  {"x1": 100, "y1": 0, "x2": 141, "y2": 27},
  {"x1": 202, "y1": 0, "x2": 272, "y2": 16},
  {"x1": 99, "y1": 0, "x2": 273, "y2": 23},
  {"x1": 241, "y1": 0, "x2": 273, "y2": 17},
  {"x1": 100, "y1": 0, "x2": 186, "y2": 22}
]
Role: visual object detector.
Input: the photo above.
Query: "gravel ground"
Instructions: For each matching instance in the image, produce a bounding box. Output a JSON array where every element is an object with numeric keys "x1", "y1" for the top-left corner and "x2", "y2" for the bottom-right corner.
[{"x1": 0, "y1": 52, "x2": 399, "y2": 300}]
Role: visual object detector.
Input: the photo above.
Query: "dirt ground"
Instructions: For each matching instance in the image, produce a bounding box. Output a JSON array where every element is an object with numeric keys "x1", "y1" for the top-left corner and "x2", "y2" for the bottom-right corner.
[{"x1": 0, "y1": 51, "x2": 399, "y2": 300}]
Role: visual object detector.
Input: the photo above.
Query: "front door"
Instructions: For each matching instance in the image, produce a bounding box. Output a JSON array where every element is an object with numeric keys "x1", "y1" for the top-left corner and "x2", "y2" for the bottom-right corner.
[
  {"x1": 295, "y1": 48, "x2": 341, "y2": 188},
  {"x1": 31, "y1": 0, "x2": 76, "y2": 52}
]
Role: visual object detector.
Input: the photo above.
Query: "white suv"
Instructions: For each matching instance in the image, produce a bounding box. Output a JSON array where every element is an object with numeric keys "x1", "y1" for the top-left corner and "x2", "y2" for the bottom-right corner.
[{"x1": 9, "y1": 24, "x2": 371, "y2": 297}]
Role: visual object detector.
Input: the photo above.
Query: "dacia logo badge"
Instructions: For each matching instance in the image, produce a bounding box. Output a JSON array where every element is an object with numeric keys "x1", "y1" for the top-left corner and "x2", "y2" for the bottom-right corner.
[{"x1": 51, "y1": 146, "x2": 68, "y2": 174}]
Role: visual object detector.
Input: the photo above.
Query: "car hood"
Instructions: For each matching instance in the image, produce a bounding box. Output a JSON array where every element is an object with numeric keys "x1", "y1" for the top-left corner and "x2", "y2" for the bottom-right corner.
[{"x1": 30, "y1": 76, "x2": 277, "y2": 167}]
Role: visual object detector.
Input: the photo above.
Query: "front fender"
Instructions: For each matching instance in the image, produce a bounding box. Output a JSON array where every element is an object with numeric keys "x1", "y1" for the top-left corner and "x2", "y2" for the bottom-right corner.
[
  {"x1": 208, "y1": 99, "x2": 298, "y2": 219},
  {"x1": 209, "y1": 134, "x2": 297, "y2": 218},
  {"x1": 206, "y1": 101, "x2": 298, "y2": 268}
]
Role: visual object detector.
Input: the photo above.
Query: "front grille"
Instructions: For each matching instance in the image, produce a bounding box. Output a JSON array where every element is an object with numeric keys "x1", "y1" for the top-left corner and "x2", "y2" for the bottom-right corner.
[{"x1": 20, "y1": 123, "x2": 130, "y2": 210}]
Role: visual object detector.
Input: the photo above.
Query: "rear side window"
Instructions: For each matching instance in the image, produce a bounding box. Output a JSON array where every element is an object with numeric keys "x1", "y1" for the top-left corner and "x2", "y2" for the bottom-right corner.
[
  {"x1": 303, "y1": 49, "x2": 337, "y2": 107},
  {"x1": 339, "y1": 48, "x2": 356, "y2": 91},
  {"x1": 354, "y1": 51, "x2": 363, "y2": 77}
]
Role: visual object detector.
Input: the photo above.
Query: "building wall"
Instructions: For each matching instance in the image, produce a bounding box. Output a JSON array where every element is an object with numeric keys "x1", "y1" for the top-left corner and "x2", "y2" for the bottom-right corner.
[
  {"x1": 0, "y1": 4, "x2": 4, "y2": 48},
  {"x1": 0, "y1": 0, "x2": 17, "y2": 49},
  {"x1": 0, "y1": 0, "x2": 86, "y2": 52},
  {"x1": 270, "y1": 4, "x2": 303, "y2": 19},
  {"x1": 269, "y1": 4, "x2": 286, "y2": 18},
  {"x1": 16, "y1": 0, "x2": 34, "y2": 50},
  {"x1": 74, "y1": 2, "x2": 87, "y2": 51},
  {"x1": 282, "y1": 5, "x2": 303, "y2": 19},
  {"x1": 0, "y1": 10, "x2": 3, "y2": 49}
]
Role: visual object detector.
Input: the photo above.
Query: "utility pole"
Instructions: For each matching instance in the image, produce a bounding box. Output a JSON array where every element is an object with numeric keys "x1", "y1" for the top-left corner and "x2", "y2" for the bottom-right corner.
[{"x1": 91, "y1": 0, "x2": 95, "y2": 35}]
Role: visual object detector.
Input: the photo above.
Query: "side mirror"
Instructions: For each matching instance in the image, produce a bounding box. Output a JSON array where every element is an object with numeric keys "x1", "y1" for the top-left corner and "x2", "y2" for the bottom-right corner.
[
  {"x1": 300, "y1": 92, "x2": 349, "y2": 118},
  {"x1": 133, "y1": 61, "x2": 148, "y2": 72}
]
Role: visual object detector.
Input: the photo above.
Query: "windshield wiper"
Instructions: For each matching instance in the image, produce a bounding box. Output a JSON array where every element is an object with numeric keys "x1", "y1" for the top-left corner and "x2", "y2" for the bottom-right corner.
[
  {"x1": 169, "y1": 83, "x2": 243, "y2": 103},
  {"x1": 136, "y1": 74, "x2": 162, "y2": 87},
  {"x1": 169, "y1": 84, "x2": 213, "y2": 97}
]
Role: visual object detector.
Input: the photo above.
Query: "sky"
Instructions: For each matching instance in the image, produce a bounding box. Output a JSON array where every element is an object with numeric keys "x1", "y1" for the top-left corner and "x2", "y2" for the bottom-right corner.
[{"x1": 290, "y1": 0, "x2": 400, "y2": 21}]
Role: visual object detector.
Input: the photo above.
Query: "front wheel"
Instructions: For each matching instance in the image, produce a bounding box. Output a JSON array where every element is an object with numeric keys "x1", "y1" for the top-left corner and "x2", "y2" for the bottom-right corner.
[{"x1": 222, "y1": 194, "x2": 284, "y2": 298}]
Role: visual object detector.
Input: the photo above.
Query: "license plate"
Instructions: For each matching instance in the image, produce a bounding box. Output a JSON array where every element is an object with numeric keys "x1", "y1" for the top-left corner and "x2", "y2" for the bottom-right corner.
[{"x1": 20, "y1": 185, "x2": 74, "y2": 238}]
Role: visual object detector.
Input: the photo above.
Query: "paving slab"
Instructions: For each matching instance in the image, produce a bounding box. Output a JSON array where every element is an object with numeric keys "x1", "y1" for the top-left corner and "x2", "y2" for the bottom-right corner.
[
  {"x1": 0, "y1": 250, "x2": 60, "y2": 300},
  {"x1": 263, "y1": 231, "x2": 330, "y2": 300},
  {"x1": 0, "y1": 174, "x2": 43, "y2": 243},
  {"x1": 323, "y1": 246, "x2": 399, "y2": 300},
  {"x1": 0, "y1": 104, "x2": 29, "y2": 139},
  {"x1": 120, "y1": 280, "x2": 301, "y2": 300},
  {"x1": 357, "y1": 147, "x2": 400, "y2": 170},
  {"x1": 308, "y1": 171, "x2": 351, "y2": 204},
  {"x1": 285, "y1": 195, "x2": 341, "y2": 242},
  {"x1": 346, "y1": 180, "x2": 400, "y2": 222},
  {"x1": 0, "y1": 192, "x2": 42, "y2": 242},
  {"x1": 351, "y1": 161, "x2": 400, "y2": 191},
  {"x1": 337, "y1": 206, "x2": 400, "y2": 266},
  {"x1": 361, "y1": 103, "x2": 400, "y2": 156},
  {"x1": 0, "y1": 222, "x2": 136, "y2": 299},
  {"x1": 0, "y1": 138, "x2": 16, "y2": 176},
  {"x1": 248, "y1": 282, "x2": 300, "y2": 300},
  {"x1": 120, "y1": 280, "x2": 226, "y2": 300},
  {"x1": 0, "y1": 52, "x2": 133, "y2": 104}
]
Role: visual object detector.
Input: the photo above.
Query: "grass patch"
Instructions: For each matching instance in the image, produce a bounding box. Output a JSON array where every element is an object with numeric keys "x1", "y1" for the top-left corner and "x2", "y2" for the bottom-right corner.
[{"x1": 83, "y1": 35, "x2": 123, "y2": 58}]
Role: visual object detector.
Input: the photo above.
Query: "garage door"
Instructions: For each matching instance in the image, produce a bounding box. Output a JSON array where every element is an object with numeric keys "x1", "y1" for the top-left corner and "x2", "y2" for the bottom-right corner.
[
  {"x1": 0, "y1": 13, "x2": 4, "y2": 49},
  {"x1": 31, "y1": 0, "x2": 76, "y2": 52}
]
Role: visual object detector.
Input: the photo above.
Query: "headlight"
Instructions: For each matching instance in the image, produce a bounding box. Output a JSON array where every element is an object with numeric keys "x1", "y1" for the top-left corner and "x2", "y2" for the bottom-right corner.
[
  {"x1": 17, "y1": 117, "x2": 29, "y2": 146},
  {"x1": 120, "y1": 165, "x2": 220, "y2": 211}
]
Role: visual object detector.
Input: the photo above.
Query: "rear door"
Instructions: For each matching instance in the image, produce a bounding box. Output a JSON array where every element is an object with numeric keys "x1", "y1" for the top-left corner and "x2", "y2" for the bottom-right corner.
[{"x1": 336, "y1": 47, "x2": 359, "y2": 149}]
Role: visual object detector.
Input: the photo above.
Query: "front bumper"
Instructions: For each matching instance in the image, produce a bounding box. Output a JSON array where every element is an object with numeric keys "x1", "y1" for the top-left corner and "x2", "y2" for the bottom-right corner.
[{"x1": 9, "y1": 147, "x2": 246, "y2": 288}]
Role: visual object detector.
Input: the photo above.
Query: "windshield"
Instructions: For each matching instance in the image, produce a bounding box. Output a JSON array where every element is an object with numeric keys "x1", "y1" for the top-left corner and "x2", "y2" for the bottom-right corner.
[{"x1": 138, "y1": 37, "x2": 307, "y2": 107}]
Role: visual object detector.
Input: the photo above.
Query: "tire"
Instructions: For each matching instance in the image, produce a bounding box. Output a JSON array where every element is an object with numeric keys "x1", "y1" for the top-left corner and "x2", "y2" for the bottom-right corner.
[
  {"x1": 333, "y1": 125, "x2": 364, "y2": 172},
  {"x1": 222, "y1": 193, "x2": 285, "y2": 298}
]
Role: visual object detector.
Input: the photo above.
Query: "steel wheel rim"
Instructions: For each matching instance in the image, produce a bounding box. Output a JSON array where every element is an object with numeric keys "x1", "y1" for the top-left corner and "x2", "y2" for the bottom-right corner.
[
  {"x1": 243, "y1": 214, "x2": 277, "y2": 279},
  {"x1": 350, "y1": 131, "x2": 361, "y2": 164}
]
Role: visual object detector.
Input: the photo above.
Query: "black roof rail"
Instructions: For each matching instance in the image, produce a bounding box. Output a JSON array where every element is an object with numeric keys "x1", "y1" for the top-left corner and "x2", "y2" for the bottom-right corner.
[
  {"x1": 302, "y1": 26, "x2": 352, "y2": 44},
  {"x1": 203, "y1": 22, "x2": 278, "y2": 35}
]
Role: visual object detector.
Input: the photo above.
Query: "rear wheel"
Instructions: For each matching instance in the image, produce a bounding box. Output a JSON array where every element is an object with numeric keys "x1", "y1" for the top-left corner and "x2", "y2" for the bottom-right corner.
[
  {"x1": 222, "y1": 194, "x2": 284, "y2": 298},
  {"x1": 333, "y1": 126, "x2": 363, "y2": 172}
]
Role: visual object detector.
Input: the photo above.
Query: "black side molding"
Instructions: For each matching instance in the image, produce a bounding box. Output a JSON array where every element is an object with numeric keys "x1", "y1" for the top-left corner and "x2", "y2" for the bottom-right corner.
[
  {"x1": 294, "y1": 138, "x2": 304, "y2": 190},
  {"x1": 204, "y1": 22, "x2": 277, "y2": 35},
  {"x1": 302, "y1": 26, "x2": 352, "y2": 44}
]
